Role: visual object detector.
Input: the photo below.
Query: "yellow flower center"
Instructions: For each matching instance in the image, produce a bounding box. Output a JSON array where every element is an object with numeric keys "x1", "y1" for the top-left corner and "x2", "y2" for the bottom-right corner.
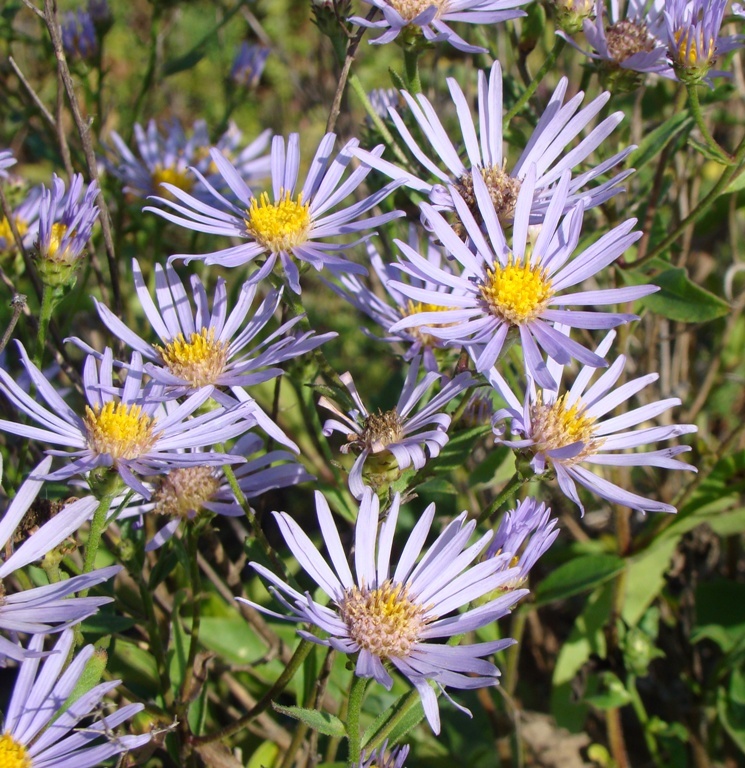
[
  {"x1": 389, "y1": 0, "x2": 446, "y2": 21},
  {"x1": 156, "y1": 327, "x2": 229, "y2": 388},
  {"x1": 46, "y1": 222, "x2": 69, "y2": 261},
  {"x1": 245, "y1": 190, "x2": 312, "y2": 254},
  {"x1": 83, "y1": 401, "x2": 159, "y2": 461},
  {"x1": 530, "y1": 393, "x2": 603, "y2": 463},
  {"x1": 0, "y1": 217, "x2": 28, "y2": 249},
  {"x1": 0, "y1": 733, "x2": 32, "y2": 768},
  {"x1": 402, "y1": 300, "x2": 453, "y2": 345},
  {"x1": 340, "y1": 580, "x2": 427, "y2": 658},
  {"x1": 455, "y1": 165, "x2": 522, "y2": 226},
  {"x1": 153, "y1": 466, "x2": 221, "y2": 519},
  {"x1": 479, "y1": 256, "x2": 553, "y2": 325},
  {"x1": 673, "y1": 28, "x2": 716, "y2": 68},
  {"x1": 152, "y1": 164, "x2": 194, "y2": 195}
]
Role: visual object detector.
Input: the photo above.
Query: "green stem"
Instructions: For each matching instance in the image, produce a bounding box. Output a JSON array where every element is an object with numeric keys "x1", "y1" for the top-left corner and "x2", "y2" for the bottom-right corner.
[
  {"x1": 82, "y1": 479, "x2": 121, "y2": 578},
  {"x1": 629, "y1": 133, "x2": 745, "y2": 270},
  {"x1": 686, "y1": 82, "x2": 733, "y2": 165},
  {"x1": 179, "y1": 523, "x2": 203, "y2": 709},
  {"x1": 476, "y1": 471, "x2": 528, "y2": 526},
  {"x1": 34, "y1": 284, "x2": 58, "y2": 369},
  {"x1": 504, "y1": 37, "x2": 566, "y2": 124},
  {"x1": 190, "y1": 638, "x2": 314, "y2": 745},
  {"x1": 346, "y1": 674, "x2": 369, "y2": 766},
  {"x1": 364, "y1": 687, "x2": 421, "y2": 753},
  {"x1": 137, "y1": 574, "x2": 174, "y2": 706},
  {"x1": 348, "y1": 74, "x2": 413, "y2": 170},
  {"x1": 402, "y1": 45, "x2": 422, "y2": 95},
  {"x1": 504, "y1": 607, "x2": 528, "y2": 696},
  {"x1": 627, "y1": 674, "x2": 665, "y2": 768}
]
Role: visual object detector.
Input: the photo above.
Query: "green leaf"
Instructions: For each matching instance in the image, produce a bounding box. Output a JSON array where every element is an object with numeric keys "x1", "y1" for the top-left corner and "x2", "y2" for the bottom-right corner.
[
  {"x1": 692, "y1": 580, "x2": 745, "y2": 653},
  {"x1": 272, "y1": 704, "x2": 346, "y2": 738},
  {"x1": 585, "y1": 672, "x2": 633, "y2": 710},
  {"x1": 162, "y1": 49, "x2": 206, "y2": 77},
  {"x1": 55, "y1": 647, "x2": 108, "y2": 722},
  {"x1": 641, "y1": 268, "x2": 730, "y2": 323},
  {"x1": 629, "y1": 113, "x2": 693, "y2": 171},
  {"x1": 724, "y1": 168, "x2": 745, "y2": 194},
  {"x1": 424, "y1": 425, "x2": 490, "y2": 474},
  {"x1": 199, "y1": 616, "x2": 270, "y2": 665},
  {"x1": 718, "y1": 683, "x2": 745, "y2": 753},
  {"x1": 534, "y1": 554, "x2": 625, "y2": 606},
  {"x1": 622, "y1": 538, "x2": 678, "y2": 626}
]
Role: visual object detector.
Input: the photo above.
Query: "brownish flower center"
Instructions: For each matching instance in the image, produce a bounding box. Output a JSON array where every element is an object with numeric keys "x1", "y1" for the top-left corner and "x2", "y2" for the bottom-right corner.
[
  {"x1": 455, "y1": 165, "x2": 522, "y2": 226},
  {"x1": 605, "y1": 19, "x2": 655, "y2": 64},
  {"x1": 530, "y1": 392, "x2": 604, "y2": 463}
]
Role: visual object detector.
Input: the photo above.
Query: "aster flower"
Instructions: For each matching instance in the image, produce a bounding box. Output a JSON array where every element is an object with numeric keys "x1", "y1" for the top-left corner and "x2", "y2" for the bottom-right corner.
[
  {"x1": 107, "y1": 432, "x2": 313, "y2": 550},
  {"x1": 563, "y1": 0, "x2": 675, "y2": 86},
  {"x1": 485, "y1": 497, "x2": 559, "y2": 585},
  {"x1": 326, "y1": 229, "x2": 459, "y2": 371},
  {"x1": 358, "y1": 740, "x2": 410, "y2": 768},
  {"x1": 0, "y1": 149, "x2": 16, "y2": 177},
  {"x1": 489, "y1": 327, "x2": 697, "y2": 514},
  {"x1": 0, "y1": 630, "x2": 151, "y2": 766},
  {"x1": 244, "y1": 489, "x2": 528, "y2": 734},
  {"x1": 231, "y1": 42, "x2": 270, "y2": 88},
  {"x1": 0, "y1": 185, "x2": 42, "y2": 254},
  {"x1": 104, "y1": 118, "x2": 271, "y2": 203},
  {"x1": 61, "y1": 9, "x2": 98, "y2": 61},
  {"x1": 0, "y1": 344, "x2": 256, "y2": 499},
  {"x1": 35, "y1": 173, "x2": 99, "y2": 288},
  {"x1": 319, "y1": 356, "x2": 473, "y2": 498},
  {"x1": 354, "y1": 61, "x2": 633, "y2": 223},
  {"x1": 0, "y1": 457, "x2": 120, "y2": 661},
  {"x1": 145, "y1": 132, "x2": 405, "y2": 293},
  {"x1": 663, "y1": 0, "x2": 744, "y2": 82},
  {"x1": 389, "y1": 168, "x2": 657, "y2": 390},
  {"x1": 349, "y1": 0, "x2": 529, "y2": 54},
  {"x1": 69, "y1": 259, "x2": 335, "y2": 406}
]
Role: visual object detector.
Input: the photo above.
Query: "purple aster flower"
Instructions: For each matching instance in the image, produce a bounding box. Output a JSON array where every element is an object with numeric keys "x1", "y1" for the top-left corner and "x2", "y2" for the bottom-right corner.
[
  {"x1": 0, "y1": 344, "x2": 256, "y2": 499},
  {"x1": 104, "y1": 118, "x2": 271, "y2": 204},
  {"x1": 0, "y1": 630, "x2": 150, "y2": 766},
  {"x1": 0, "y1": 149, "x2": 16, "y2": 177},
  {"x1": 69, "y1": 259, "x2": 335, "y2": 405},
  {"x1": 354, "y1": 61, "x2": 633, "y2": 223},
  {"x1": 485, "y1": 497, "x2": 559, "y2": 585},
  {"x1": 349, "y1": 0, "x2": 529, "y2": 54},
  {"x1": 61, "y1": 9, "x2": 98, "y2": 61},
  {"x1": 35, "y1": 174, "x2": 99, "y2": 287},
  {"x1": 106, "y1": 432, "x2": 313, "y2": 550},
  {"x1": 563, "y1": 0, "x2": 675, "y2": 86},
  {"x1": 358, "y1": 740, "x2": 410, "y2": 768},
  {"x1": 244, "y1": 489, "x2": 528, "y2": 734},
  {"x1": 231, "y1": 42, "x2": 270, "y2": 88},
  {"x1": 0, "y1": 185, "x2": 42, "y2": 254},
  {"x1": 0, "y1": 457, "x2": 120, "y2": 661},
  {"x1": 145, "y1": 132, "x2": 405, "y2": 293},
  {"x1": 663, "y1": 0, "x2": 744, "y2": 82},
  {"x1": 489, "y1": 327, "x2": 697, "y2": 514},
  {"x1": 319, "y1": 356, "x2": 473, "y2": 498},
  {"x1": 388, "y1": 168, "x2": 657, "y2": 390},
  {"x1": 326, "y1": 229, "x2": 460, "y2": 371}
]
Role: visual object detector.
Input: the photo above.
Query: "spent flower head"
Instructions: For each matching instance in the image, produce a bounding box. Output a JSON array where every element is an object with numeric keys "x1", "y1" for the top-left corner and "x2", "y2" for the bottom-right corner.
[
  {"x1": 354, "y1": 62, "x2": 633, "y2": 223},
  {"x1": 489, "y1": 328, "x2": 698, "y2": 514},
  {"x1": 147, "y1": 132, "x2": 404, "y2": 293},
  {"x1": 0, "y1": 630, "x2": 150, "y2": 767},
  {"x1": 319, "y1": 356, "x2": 473, "y2": 498},
  {"x1": 244, "y1": 489, "x2": 527, "y2": 733}
]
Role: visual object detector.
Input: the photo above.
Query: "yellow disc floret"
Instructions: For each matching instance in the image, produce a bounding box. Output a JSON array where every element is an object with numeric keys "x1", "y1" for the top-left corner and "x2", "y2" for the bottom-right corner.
[
  {"x1": 674, "y1": 28, "x2": 715, "y2": 69},
  {"x1": 0, "y1": 217, "x2": 28, "y2": 250},
  {"x1": 402, "y1": 300, "x2": 454, "y2": 346},
  {"x1": 0, "y1": 733, "x2": 32, "y2": 768},
  {"x1": 84, "y1": 401, "x2": 158, "y2": 461},
  {"x1": 156, "y1": 327, "x2": 229, "y2": 388},
  {"x1": 480, "y1": 256, "x2": 553, "y2": 325},
  {"x1": 389, "y1": 0, "x2": 446, "y2": 21},
  {"x1": 530, "y1": 392, "x2": 603, "y2": 463},
  {"x1": 340, "y1": 580, "x2": 427, "y2": 658},
  {"x1": 152, "y1": 164, "x2": 194, "y2": 195},
  {"x1": 245, "y1": 190, "x2": 312, "y2": 253}
]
